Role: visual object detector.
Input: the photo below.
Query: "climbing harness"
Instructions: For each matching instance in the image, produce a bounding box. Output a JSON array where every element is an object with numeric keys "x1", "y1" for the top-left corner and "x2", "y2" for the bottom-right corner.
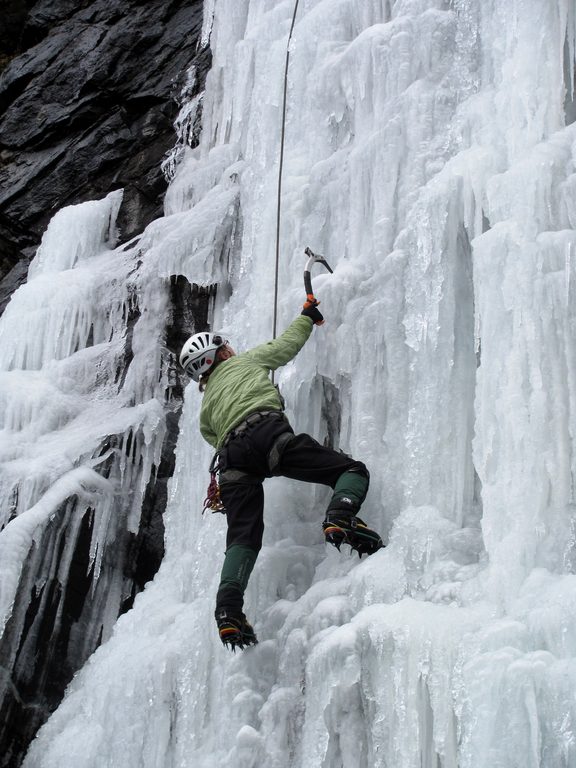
[{"x1": 204, "y1": 3, "x2": 334, "y2": 509}]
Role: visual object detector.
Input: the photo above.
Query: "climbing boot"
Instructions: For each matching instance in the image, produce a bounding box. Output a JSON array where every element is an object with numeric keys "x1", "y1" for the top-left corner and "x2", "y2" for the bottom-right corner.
[
  {"x1": 215, "y1": 608, "x2": 258, "y2": 651},
  {"x1": 323, "y1": 514, "x2": 384, "y2": 558}
]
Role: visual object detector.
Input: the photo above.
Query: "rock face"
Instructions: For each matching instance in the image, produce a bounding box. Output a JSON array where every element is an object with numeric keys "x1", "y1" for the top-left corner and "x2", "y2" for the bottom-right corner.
[
  {"x1": 0, "y1": 2, "x2": 210, "y2": 765},
  {"x1": 0, "y1": 0, "x2": 210, "y2": 311}
]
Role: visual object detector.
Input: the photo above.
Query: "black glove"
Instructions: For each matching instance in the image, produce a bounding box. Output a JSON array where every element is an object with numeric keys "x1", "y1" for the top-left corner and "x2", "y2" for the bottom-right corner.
[{"x1": 301, "y1": 299, "x2": 324, "y2": 325}]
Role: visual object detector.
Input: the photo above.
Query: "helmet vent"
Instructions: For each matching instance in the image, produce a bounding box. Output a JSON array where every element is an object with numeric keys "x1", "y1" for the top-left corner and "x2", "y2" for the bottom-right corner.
[{"x1": 178, "y1": 331, "x2": 229, "y2": 381}]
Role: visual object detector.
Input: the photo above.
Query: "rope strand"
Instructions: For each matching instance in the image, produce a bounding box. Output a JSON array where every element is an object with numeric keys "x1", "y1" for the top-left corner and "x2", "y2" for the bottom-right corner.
[{"x1": 273, "y1": 0, "x2": 301, "y2": 344}]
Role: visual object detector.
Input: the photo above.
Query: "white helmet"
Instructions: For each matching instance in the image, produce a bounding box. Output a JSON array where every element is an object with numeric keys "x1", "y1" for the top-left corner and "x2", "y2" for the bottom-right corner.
[{"x1": 179, "y1": 332, "x2": 228, "y2": 381}]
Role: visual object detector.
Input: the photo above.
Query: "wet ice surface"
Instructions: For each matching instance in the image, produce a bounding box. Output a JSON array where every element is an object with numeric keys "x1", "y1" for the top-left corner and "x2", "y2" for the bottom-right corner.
[{"x1": 1, "y1": 0, "x2": 575, "y2": 766}]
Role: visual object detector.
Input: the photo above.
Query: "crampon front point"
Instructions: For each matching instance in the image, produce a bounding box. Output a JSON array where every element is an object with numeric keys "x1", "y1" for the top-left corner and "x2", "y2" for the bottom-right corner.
[
  {"x1": 323, "y1": 515, "x2": 384, "y2": 558},
  {"x1": 216, "y1": 611, "x2": 258, "y2": 651}
]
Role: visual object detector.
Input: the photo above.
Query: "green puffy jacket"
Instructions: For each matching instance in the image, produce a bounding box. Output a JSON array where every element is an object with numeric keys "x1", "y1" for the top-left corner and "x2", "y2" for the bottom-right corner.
[{"x1": 199, "y1": 315, "x2": 313, "y2": 448}]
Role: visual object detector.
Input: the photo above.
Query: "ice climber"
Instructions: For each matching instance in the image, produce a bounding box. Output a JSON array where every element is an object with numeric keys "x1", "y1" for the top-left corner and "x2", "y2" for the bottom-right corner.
[{"x1": 179, "y1": 299, "x2": 384, "y2": 650}]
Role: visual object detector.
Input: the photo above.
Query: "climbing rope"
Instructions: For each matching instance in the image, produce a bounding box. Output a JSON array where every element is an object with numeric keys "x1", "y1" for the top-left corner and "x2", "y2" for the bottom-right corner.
[{"x1": 273, "y1": 0, "x2": 301, "y2": 343}]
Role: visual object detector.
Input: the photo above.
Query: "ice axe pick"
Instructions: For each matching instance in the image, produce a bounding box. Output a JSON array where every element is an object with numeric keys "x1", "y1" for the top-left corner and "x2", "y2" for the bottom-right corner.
[{"x1": 303, "y1": 247, "x2": 333, "y2": 318}]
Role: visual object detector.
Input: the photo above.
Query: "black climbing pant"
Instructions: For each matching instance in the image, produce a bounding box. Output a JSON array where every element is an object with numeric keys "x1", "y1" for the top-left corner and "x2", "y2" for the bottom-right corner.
[{"x1": 215, "y1": 412, "x2": 369, "y2": 614}]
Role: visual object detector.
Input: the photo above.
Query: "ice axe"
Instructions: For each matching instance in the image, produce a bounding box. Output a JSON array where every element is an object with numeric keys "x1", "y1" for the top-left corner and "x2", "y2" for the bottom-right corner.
[{"x1": 303, "y1": 247, "x2": 333, "y2": 324}]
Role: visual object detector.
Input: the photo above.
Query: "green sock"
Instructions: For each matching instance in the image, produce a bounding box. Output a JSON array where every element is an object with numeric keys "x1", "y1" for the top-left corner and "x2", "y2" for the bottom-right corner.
[
  {"x1": 218, "y1": 544, "x2": 258, "y2": 595},
  {"x1": 328, "y1": 470, "x2": 369, "y2": 513}
]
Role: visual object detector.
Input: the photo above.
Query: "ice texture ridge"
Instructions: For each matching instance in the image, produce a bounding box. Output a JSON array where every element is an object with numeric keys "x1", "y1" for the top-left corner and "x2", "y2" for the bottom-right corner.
[{"x1": 1, "y1": 0, "x2": 575, "y2": 767}]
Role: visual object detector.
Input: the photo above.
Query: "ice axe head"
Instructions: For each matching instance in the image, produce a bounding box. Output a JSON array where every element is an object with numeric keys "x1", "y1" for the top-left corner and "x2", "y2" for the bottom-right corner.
[
  {"x1": 304, "y1": 247, "x2": 333, "y2": 301},
  {"x1": 304, "y1": 247, "x2": 333, "y2": 275}
]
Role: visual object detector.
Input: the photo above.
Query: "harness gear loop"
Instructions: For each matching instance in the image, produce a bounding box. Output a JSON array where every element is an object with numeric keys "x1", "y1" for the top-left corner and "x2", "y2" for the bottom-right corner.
[
  {"x1": 203, "y1": 472, "x2": 225, "y2": 514},
  {"x1": 203, "y1": 452, "x2": 226, "y2": 514}
]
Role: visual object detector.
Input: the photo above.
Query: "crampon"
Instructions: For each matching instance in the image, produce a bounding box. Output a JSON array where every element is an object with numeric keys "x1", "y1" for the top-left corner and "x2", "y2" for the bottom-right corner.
[
  {"x1": 216, "y1": 610, "x2": 258, "y2": 651},
  {"x1": 323, "y1": 514, "x2": 384, "y2": 558}
]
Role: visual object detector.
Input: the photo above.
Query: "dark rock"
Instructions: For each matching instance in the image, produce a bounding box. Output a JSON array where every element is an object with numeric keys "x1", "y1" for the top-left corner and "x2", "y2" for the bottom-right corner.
[
  {"x1": 0, "y1": 1, "x2": 38, "y2": 67},
  {"x1": 0, "y1": 273, "x2": 218, "y2": 767},
  {"x1": 0, "y1": 500, "x2": 97, "y2": 768},
  {"x1": 0, "y1": 250, "x2": 32, "y2": 316},
  {"x1": 0, "y1": 0, "x2": 210, "y2": 290}
]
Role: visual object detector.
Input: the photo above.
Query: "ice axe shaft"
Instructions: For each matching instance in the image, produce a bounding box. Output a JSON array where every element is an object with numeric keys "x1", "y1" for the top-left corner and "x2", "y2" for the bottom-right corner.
[{"x1": 304, "y1": 246, "x2": 333, "y2": 302}]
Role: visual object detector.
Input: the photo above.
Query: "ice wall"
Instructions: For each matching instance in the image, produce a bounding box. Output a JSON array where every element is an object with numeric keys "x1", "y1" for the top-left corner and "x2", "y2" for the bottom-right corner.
[{"x1": 3, "y1": 0, "x2": 576, "y2": 766}]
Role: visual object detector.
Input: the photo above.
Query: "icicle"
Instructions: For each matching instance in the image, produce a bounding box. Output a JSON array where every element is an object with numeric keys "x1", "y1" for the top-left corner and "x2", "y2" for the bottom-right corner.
[
  {"x1": 9, "y1": 2, "x2": 576, "y2": 767},
  {"x1": 566, "y1": 0, "x2": 576, "y2": 100}
]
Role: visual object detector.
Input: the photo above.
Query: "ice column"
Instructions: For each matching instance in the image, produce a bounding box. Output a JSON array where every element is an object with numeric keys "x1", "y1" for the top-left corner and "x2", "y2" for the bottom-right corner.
[{"x1": 15, "y1": 1, "x2": 576, "y2": 767}]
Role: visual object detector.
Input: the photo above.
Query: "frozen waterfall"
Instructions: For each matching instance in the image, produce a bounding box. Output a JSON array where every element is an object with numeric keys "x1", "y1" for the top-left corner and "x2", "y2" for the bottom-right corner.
[{"x1": 1, "y1": 0, "x2": 576, "y2": 766}]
